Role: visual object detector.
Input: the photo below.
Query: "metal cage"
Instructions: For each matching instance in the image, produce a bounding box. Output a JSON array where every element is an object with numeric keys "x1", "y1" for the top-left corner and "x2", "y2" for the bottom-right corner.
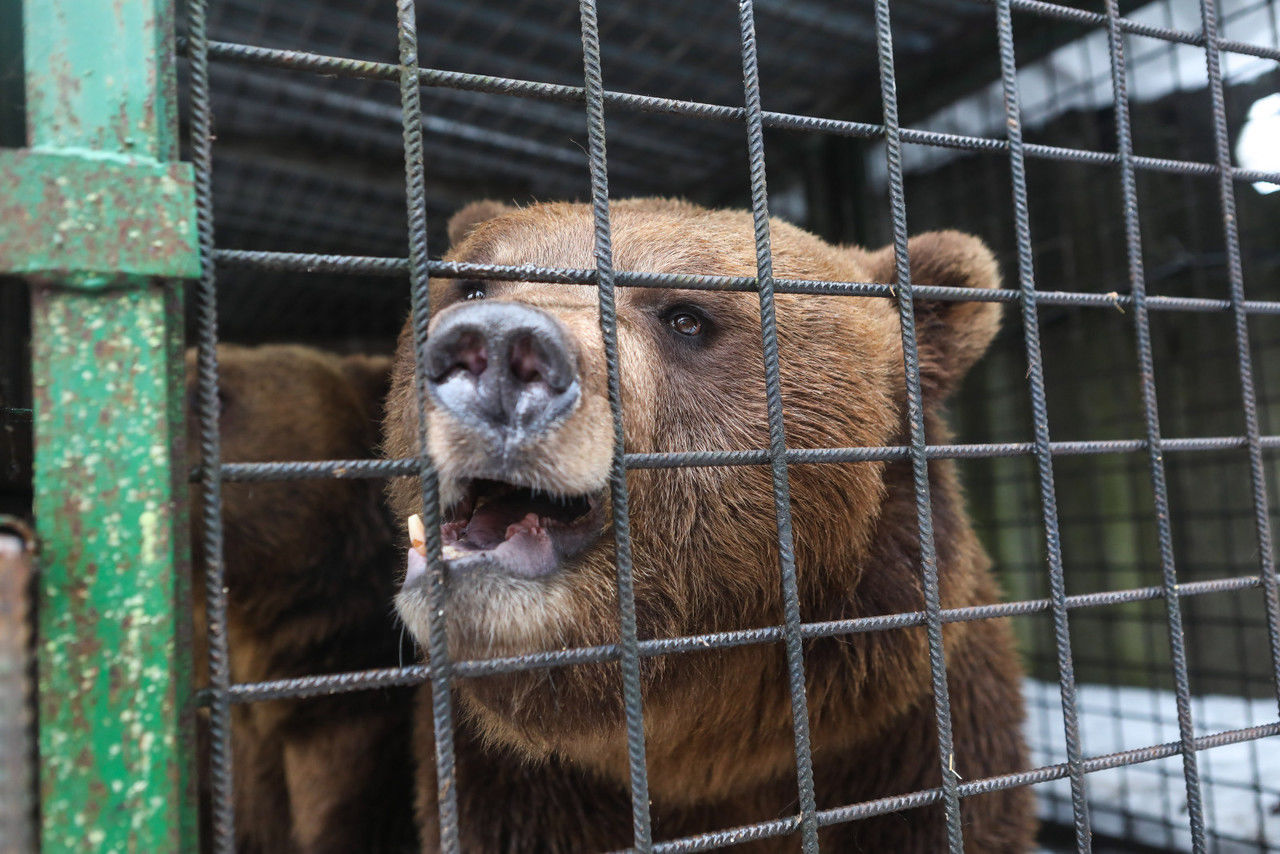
[{"x1": 3, "y1": 0, "x2": 1280, "y2": 851}]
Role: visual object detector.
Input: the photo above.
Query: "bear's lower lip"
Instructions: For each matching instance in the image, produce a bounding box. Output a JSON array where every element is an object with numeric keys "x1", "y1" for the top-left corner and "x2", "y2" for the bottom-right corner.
[{"x1": 403, "y1": 479, "x2": 604, "y2": 585}]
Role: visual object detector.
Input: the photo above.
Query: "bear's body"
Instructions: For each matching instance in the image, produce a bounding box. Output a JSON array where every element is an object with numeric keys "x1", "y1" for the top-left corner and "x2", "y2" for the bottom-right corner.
[
  {"x1": 385, "y1": 200, "x2": 1034, "y2": 851},
  {"x1": 188, "y1": 345, "x2": 416, "y2": 854}
]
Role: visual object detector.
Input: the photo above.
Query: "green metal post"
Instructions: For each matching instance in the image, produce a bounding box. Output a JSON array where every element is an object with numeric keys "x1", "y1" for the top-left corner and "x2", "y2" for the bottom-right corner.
[{"x1": 0, "y1": 0, "x2": 200, "y2": 850}]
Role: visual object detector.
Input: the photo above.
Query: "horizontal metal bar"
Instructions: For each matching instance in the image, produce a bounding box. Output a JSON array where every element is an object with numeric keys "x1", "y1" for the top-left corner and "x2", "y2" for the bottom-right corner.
[
  {"x1": 640, "y1": 721, "x2": 1280, "y2": 853},
  {"x1": 214, "y1": 459, "x2": 414, "y2": 481},
  {"x1": 0, "y1": 150, "x2": 199, "y2": 281},
  {"x1": 207, "y1": 434, "x2": 1280, "y2": 483},
  {"x1": 187, "y1": 40, "x2": 1280, "y2": 186},
  {"x1": 216, "y1": 249, "x2": 409, "y2": 276},
  {"x1": 998, "y1": 0, "x2": 1279, "y2": 61},
  {"x1": 212, "y1": 661, "x2": 1279, "y2": 851},
  {"x1": 213, "y1": 249, "x2": 1280, "y2": 315},
  {"x1": 219, "y1": 574, "x2": 1262, "y2": 703}
]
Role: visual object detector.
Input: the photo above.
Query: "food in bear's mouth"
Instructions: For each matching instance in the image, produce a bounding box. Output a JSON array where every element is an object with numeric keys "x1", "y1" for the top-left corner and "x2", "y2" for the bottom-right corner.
[{"x1": 402, "y1": 479, "x2": 604, "y2": 585}]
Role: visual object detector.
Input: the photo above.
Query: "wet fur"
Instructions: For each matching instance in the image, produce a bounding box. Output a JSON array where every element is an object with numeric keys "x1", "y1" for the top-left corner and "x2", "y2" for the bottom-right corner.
[
  {"x1": 189, "y1": 345, "x2": 416, "y2": 853},
  {"x1": 385, "y1": 200, "x2": 1035, "y2": 851}
]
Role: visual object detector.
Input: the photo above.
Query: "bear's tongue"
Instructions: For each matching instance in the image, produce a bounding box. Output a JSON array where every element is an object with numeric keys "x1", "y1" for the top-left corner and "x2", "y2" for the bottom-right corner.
[
  {"x1": 446, "y1": 490, "x2": 581, "y2": 550},
  {"x1": 451, "y1": 504, "x2": 557, "y2": 578},
  {"x1": 403, "y1": 485, "x2": 600, "y2": 584},
  {"x1": 406, "y1": 505, "x2": 558, "y2": 582},
  {"x1": 454, "y1": 495, "x2": 543, "y2": 549}
]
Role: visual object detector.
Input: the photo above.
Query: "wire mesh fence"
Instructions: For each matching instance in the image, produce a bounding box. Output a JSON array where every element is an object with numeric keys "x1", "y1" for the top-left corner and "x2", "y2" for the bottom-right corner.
[{"x1": 131, "y1": 0, "x2": 1280, "y2": 850}]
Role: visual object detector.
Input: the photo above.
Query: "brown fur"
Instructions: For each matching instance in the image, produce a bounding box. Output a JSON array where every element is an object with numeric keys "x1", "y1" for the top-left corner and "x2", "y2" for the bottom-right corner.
[
  {"x1": 188, "y1": 344, "x2": 416, "y2": 854},
  {"x1": 385, "y1": 199, "x2": 1035, "y2": 851}
]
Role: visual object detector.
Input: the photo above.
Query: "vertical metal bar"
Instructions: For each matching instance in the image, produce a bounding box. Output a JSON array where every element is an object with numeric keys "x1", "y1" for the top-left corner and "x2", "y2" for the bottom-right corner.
[
  {"x1": 990, "y1": 2, "x2": 1093, "y2": 850},
  {"x1": 1101, "y1": 3, "x2": 1208, "y2": 850},
  {"x1": 1205, "y1": 0, "x2": 1280, "y2": 810},
  {"x1": 577, "y1": 2, "x2": 654, "y2": 850},
  {"x1": 396, "y1": 2, "x2": 461, "y2": 850},
  {"x1": 27, "y1": 1, "x2": 197, "y2": 851},
  {"x1": 733, "y1": 3, "x2": 818, "y2": 850},
  {"x1": 185, "y1": 0, "x2": 234, "y2": 849},
  {"x1": 1197, "y1": 0, "x2": 1280, "y2": 718},
  {"x1": 869, "y1": 0, "x2": 964, "y2": 849},
  {"x1": 25, "y1": 0, "x2": 178, "y2": 161},
  {"x1": 30, "y1": 163, "x2": 197, "y2": 847}
]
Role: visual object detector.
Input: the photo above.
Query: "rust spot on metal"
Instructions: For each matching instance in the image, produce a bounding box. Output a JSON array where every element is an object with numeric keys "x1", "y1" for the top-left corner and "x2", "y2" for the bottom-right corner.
[{"x1": 0, "y1": 150, "x2": 199, "y2": 281}]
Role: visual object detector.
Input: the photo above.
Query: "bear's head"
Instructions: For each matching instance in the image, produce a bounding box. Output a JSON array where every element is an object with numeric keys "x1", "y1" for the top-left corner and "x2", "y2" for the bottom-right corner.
[
  {"x1": 385, "y1": 199, "x2": 1000, "y2": 798},
  {"x1": 187, "y1": 344, "x2": 393, "y2": 607}
]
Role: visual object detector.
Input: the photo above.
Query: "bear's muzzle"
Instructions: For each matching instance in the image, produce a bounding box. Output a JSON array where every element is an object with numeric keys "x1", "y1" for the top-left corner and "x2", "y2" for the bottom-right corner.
[{"x1": 425, "y1": 300, "x2": 581, "y2": 449}]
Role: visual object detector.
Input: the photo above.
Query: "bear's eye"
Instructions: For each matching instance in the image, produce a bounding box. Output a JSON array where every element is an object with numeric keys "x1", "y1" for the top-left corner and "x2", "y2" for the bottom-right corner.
[
  {"x1": 460, "y1": 281, "x2": 486, "y2": 301},
  {"x1": 665, "y1": 308, "x2": 706, "y2": 338}
]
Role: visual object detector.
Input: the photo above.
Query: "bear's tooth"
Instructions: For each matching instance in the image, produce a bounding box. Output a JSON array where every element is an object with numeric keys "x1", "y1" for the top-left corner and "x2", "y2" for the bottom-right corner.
[{"x1": 407, "y1": 514, "x2": 426, "y2": 556}]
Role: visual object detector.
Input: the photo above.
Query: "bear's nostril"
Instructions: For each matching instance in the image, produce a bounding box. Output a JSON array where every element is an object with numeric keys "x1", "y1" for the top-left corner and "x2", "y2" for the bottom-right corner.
[
  {"x1": 455, "y1": 332, "x2": 488, "y2": 377},
  {"x1": 509, "y1": 335, "x2": 546, "y2": 386},
  {"x1": 435, "y1": 331, "x2": 487, "y2": 382}
]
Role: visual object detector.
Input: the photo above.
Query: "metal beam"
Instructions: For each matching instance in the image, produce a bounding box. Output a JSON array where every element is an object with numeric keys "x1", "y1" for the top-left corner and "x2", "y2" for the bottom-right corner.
[
  {"x1": 0, "y1": 150, "x2": 198, "y2": 280},
  {"x1": 21, "y1": 0, "x2": 198, "y2": 851}
]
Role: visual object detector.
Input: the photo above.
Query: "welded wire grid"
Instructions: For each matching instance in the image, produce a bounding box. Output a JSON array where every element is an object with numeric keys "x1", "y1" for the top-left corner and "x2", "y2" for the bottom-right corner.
[
  {"x1": 908, "y1": 0, "x2": 1280, "y2": 847},
  {"x1": 178, "y1": 0, "x2": 1280, "y2": 851}
]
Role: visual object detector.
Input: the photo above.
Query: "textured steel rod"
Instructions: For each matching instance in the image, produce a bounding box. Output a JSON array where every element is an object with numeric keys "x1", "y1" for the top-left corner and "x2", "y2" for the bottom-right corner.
[
  {"x1": 577, "y1": 0, "x2": 653, "y2": 847},
  {"x1": 395, "y1": 1, "x2": 460, "y2": 849},
  {"x1": 1102, "y1": 0, "x2": 1208, "y2": 849},
  {"x1": 220, "y1": 574, "x2": 1265, "y2": 703},
  {"x1": 734, "y1": 2, "x2": 819, "y2": 849},
  {"x1": 992, "y1": 1, "x2": 1092, "y2": 847},
  {"x1": 186, "y1": 0, "x2": 234, "y2": 848},
  {"x1": 211, "y1": 249, "x2": 1280, "y2": 314},
  {"x1": 186, "y1": 40, "x2": 1280, "y2": 182},
  {"x1": 209, "y1": 434, "x2": 1280, "y2": 482},
  {"x1": 993, "y1": 0, "x2": 1280, "y2": 59},
  {"x1": 871, "y1": 0, "x2": 965, "y2": 846}
]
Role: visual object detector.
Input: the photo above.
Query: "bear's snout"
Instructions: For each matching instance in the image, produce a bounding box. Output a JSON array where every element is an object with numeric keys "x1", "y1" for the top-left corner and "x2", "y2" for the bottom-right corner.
[{"x1": 426, "y1": 301, "x2": 580, "y2": 446}]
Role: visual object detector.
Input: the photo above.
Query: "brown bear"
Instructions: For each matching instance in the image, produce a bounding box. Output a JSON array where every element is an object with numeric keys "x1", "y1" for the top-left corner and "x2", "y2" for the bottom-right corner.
[
  {"x1": 187, "y1": 344, "x2": 416, "y2": 854},
  {"x1": 384, "y1": 199, "x2": 1035, "y2": 852}
]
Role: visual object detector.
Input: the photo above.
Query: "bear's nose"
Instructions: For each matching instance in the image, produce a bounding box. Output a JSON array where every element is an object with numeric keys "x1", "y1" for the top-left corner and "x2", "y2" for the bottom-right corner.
[{"x1": 425, "y1": 301, "x2": 580, "y2": 441}]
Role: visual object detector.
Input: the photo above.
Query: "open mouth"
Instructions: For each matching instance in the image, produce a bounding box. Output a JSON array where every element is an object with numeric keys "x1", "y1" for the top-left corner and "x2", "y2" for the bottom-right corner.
[{"x1": 405, "y1": 479, "x2": 605, "y2": 585}]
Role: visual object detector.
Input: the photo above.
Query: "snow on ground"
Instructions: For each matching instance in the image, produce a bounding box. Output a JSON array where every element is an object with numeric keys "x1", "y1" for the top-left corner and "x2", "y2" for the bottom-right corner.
[{"x1": 1024, "y1": 680, "x2": 1280, "y2": 852}]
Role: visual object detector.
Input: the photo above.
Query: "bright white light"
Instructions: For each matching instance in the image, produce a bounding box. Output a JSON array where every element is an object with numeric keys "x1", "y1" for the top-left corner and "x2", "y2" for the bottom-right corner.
[
  {"x1": 1236, "y1": 93, "x2": 1280, "y2": 195},
  {"x1": 870, "y1": 0, "x2": 1280, "y2": 186}
]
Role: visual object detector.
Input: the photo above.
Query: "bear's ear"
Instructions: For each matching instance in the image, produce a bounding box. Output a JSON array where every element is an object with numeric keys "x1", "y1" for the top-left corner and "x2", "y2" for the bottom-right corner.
[
  {"x1": 340, "y1": 354, "x2": 394, "y2": 421},
  {"x1": 447, "y1": 200, "x2": 512, "y2": 248},
  {"x1": 866, "y1": 230, "x2": 1003, "y2": 401}
]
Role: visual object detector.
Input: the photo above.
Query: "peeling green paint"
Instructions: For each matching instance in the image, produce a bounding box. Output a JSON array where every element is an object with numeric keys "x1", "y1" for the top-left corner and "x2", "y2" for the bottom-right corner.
[
  {"x1": 23, "y1": 0, "x2": 178, "y2": 159},
  {"x1": 34, "y1": 288, "x2": 195, "y2": 853},
  {"x1": 23, "y1": 0, "x2": 198, "y2": 851},
  {"x1": 0, "y1": 149, "x2": 199, "y2": 280}
]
